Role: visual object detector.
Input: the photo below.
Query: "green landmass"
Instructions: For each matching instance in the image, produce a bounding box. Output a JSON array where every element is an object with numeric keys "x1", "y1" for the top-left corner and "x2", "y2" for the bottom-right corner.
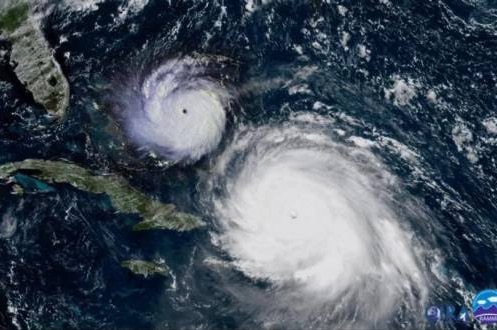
[
  {"x1": 0, "y1": 159, "x2": 204, "y2": 231},
  {"x1": 133, "y1": 210, "x2": 201, "y2": 232},
  {"x1": 0, "y1": 1, "x2": 70, "y2": 119},
  {"x1": 0, "y1": 2, "x2": 28, "y2": 33},
  {"x1": 121, "y1": 260, "x2": 169, "y2": 278}
]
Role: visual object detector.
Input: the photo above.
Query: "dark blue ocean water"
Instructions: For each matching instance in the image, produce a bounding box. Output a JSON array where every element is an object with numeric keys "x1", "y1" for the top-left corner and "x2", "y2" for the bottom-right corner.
[{"x1": 0, "y1": 0, "x2": 496, "y2": 329}]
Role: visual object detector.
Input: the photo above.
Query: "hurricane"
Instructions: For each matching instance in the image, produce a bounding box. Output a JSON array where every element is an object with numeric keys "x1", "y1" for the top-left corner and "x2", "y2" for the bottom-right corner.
[
  {"x1": 204, "y1": 114, "x2": 429, "y2": 328},
  {"x1": 2, "y1": 0, "x2": 497, "y2": 328},
  {"x1": 110, "y1": 55, "x2": 233, "y2": 164}
]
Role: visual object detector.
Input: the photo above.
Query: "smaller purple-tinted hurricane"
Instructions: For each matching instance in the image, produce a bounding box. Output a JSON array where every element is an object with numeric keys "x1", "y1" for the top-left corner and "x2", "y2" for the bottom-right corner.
[{"x1": 114, "y1": 56, "x2": 232, "y2": 164}]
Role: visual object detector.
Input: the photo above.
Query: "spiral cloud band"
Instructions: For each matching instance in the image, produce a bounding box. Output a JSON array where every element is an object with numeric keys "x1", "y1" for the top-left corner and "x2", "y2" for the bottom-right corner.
[
  {"x1": 206, "y1": 115, "x2": 427, "y2": 326},
  {"x1": 116, "y1": 56, "x2": 231, "y2": 163}
]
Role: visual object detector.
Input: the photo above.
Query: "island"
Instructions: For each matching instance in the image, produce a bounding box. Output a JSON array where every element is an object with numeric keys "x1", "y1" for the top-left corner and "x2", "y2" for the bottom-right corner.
[
  {"x1": 121, "y1": 260, "x2": 169, "y2": 278},
  {"x1": 0, "y1": 159, "x2": 204, "y2": 231}
]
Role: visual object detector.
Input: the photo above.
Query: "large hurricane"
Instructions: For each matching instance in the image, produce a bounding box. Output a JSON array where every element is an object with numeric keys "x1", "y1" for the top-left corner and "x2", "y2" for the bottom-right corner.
[{"x1": 204, "y1": 114, "x2": 429, "y2": 328}]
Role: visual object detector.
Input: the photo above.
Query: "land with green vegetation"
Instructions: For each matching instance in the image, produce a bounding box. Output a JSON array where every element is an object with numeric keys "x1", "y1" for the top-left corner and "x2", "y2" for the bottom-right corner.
[
  {"x1": 0, "y1": 159, "x2": 204, "y2": 231},
  {"x1": 121, "y1": 260, "x2": 169, "y2": 278},
  {"x1": 0, "y1": 1, "x2": 70, "y2": 118},
  {"x1": 0, "y1": 2, "x2": 28, "y2": 33}
]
